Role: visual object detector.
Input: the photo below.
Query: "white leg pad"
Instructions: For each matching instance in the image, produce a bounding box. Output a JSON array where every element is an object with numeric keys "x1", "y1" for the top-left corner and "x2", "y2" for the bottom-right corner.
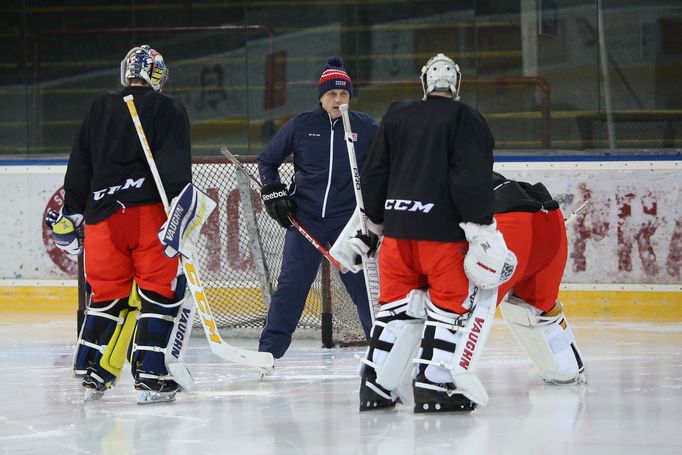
[
  {"x1": 165, "y1": 293, "x2": 196, "y2": 391},
  {"x1": 500, "y1": 296, "x2": 586, "y2": 384},
  {"x1": 358, "y1": 289, "x2": 428, "y2": 391},
  {"x1": 375, "y1": 319, "x2": 423, "y2": 390},
  {"x1": 416, "y1": 287, "x2": 497, "y2": 406}
]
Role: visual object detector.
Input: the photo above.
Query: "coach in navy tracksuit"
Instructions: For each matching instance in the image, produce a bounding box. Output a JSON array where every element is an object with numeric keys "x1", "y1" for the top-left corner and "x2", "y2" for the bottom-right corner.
[{"x1": 257, "y1": 57, "x2": 378, "y2": 358}]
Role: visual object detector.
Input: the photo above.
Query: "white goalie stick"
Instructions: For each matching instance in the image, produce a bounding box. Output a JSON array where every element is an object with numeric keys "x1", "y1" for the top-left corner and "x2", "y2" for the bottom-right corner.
[
  {"x1": 219, "y1": 147, "x2": 342, "y2": 270},
  {"x1": 123, "y1": 95, "x2": 274, "y2": 371},
  {"x1": 339, "y1": 104, "x2": 380, "y2": 324}
]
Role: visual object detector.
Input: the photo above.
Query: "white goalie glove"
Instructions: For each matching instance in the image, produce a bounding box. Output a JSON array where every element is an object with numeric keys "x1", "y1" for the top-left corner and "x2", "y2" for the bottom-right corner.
[
  {"x1": 158, "y1": 183, "x2": 217, "y2": 259},
  {"x1": 459, "y1": 220, "x2": 517, "y2": 289}
]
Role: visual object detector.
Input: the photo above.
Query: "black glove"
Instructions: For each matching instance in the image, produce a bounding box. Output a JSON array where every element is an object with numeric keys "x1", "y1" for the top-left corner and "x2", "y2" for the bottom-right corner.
[
  {"x1": 349, "y1": 230, "x2": 381, "y2": 260},
  {"x1": 260, "y1": 183, "x2": 295, "y2": 229}
]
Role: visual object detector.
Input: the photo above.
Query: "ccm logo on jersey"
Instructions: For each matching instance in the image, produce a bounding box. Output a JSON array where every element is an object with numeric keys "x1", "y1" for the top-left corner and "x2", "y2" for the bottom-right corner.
[
  {"x1": 92, "y1": 177, "x2": 145, "y2": 201},
  {"x1": 384, "y1": 199, "x2": 434, "y2": 213}
]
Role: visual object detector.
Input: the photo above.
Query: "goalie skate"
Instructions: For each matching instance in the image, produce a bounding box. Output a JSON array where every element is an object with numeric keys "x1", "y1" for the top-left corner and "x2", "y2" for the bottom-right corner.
[
  {"x1": 82, "y1": 373, "x2": 109, "y2": 402},
  {"x1": 413, "y1": 373, "x2": 476, "y2": 413},
  {"x1": 359, "y1": 368, "x2": 400, "y2": 411},
  {"x1": 136, "y1": 378, "x2": 179, "y2": 405}
]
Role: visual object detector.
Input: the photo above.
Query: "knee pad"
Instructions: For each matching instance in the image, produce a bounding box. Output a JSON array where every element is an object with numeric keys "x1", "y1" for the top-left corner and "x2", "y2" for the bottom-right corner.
[
  {"x1": 131, "y1": 287, "x2": 195, "y2": 391},
  {"x1": 500, "y1": 295, "x2": 586, "y2": 384},
  {"x1": 74, "y1": 297, "x2": 133, "y2": 389}
]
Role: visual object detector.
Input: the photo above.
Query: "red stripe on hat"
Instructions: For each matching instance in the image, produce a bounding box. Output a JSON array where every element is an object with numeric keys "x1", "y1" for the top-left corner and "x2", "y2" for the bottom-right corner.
[{"x1": 319, "y1": 70, "x2": 351, "y2": 83}]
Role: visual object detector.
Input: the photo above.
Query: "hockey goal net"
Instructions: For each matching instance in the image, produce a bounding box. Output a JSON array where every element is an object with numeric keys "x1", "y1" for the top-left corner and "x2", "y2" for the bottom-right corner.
[{"x1": 190, "y1": 155, "x2": 366, "y2": 346}]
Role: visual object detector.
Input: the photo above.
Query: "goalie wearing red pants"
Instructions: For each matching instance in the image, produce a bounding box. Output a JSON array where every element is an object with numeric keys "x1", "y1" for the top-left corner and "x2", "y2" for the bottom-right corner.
[
  {"x1": 334, "y1": 53, "x2": 517, "y2": 413},
  {"x1": 492, "y1": 172, "x2": 586, "y2": 385},
  {"x1": 334, "y1": 54, "x2": 584, "y2": 414},
  {"x1": 45, "y1": 45, "x2": 208, "y2": 404}
]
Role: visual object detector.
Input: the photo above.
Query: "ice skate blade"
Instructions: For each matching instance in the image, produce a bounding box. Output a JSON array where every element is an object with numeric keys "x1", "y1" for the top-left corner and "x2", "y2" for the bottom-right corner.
[
  {"x1": 137, "y1": 390, "x2": 178, "y2": 405},
  {"x1": 359, "y1": 398, "x2": 399, "y2": 412},
  {"x1": 83, "y1": 388, "x2": 105, "y2": 402},
  {"x1": 258, "y1": 366, "x2": 275, "y2": 380}
]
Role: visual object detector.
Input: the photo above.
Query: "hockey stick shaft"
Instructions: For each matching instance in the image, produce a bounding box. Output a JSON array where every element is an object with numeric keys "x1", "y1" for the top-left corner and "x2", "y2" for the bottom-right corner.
[
  {"x1": 219, "y1": 147, "x2": 342, "y2": 270},
  {"x1": 564, "y1": 200, "x2": 590, "y2": 226},
  {"x1": 123, "y1": 96, "x2": 273, "y2": 370},
  {"x1": 339, "y1": 104, "x2": 379, "y2": 323}
]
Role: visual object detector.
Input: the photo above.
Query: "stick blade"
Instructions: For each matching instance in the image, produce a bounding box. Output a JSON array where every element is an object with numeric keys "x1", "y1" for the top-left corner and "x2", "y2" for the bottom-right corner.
[{"x1": 210, "y1": 342, "x2": 275, "y2": 370}]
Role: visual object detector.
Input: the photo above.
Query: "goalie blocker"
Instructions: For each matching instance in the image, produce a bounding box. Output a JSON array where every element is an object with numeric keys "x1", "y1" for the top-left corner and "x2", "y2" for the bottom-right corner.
[{"x1": 158, "y1": 183, "x2": 217, "y2": 259}]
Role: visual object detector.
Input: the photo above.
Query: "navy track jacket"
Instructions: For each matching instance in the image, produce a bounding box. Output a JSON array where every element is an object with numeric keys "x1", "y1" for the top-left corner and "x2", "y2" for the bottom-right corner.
[{"x1": 258, "y1": 106, "x2": 378, "y2": 220}]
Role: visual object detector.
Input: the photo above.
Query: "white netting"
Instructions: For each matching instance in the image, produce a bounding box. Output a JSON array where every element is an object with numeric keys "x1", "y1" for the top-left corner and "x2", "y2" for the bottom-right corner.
[{"x1": 191, "y1": 156, "x2": 366, "y2": 346}]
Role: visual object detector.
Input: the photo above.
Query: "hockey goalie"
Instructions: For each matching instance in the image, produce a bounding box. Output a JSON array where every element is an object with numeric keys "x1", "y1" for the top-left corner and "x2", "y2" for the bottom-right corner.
[
  {"x1": 45, "y1": 45, "x2": 215, "y2": 404},
  {"x1": 333, "y1": 53, "x2": 585, "y2": 414}
]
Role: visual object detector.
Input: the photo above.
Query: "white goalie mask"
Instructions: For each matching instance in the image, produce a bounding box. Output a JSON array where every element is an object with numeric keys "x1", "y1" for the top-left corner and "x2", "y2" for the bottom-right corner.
[
  {"x1": 420, "y1": 53, "x2": 461, "y2": 101},
  {"x1": 120, "y1": 45, "x2": 169, "y2": 92}
]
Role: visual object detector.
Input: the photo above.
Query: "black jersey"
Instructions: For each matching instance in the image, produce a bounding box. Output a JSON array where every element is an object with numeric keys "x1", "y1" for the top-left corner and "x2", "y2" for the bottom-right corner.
[
  {"x1": 361, "y1": 96, "x2": 495, "y2": 242},
  {"x1": 64, "y1": 86, "x2": 192, "y2": 224}
]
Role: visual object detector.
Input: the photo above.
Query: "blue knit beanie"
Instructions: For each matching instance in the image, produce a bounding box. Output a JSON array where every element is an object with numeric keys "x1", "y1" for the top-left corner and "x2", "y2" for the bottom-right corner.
[{"x1": 318, "y1": 56, "x2": 353, "y2": 99}]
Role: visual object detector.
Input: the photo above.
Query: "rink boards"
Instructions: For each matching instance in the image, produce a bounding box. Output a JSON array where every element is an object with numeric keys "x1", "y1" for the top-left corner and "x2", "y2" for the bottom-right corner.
[
  {"x1": 1, "y1": 281, "x2": 680, "y2": 321},
  {"x1": 3, "y1": 158, "x2": 681, "y2": 322}
]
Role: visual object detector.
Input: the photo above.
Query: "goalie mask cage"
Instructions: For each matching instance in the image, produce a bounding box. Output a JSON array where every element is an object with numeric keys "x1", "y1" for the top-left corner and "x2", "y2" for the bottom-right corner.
[{"x1": 189, "y1": 155, "x2": 366, "y2": 347}]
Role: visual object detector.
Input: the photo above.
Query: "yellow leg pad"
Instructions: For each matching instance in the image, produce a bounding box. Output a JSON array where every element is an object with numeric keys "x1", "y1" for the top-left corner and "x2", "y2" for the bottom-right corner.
[{"x1": 100, "y1": 308, "x2": 139, "y2": 377}]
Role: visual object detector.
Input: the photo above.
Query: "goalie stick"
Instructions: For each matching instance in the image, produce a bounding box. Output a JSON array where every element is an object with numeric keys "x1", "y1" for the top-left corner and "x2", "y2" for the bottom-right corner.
[
  {"x1": 339, "y1": 104, "x2": 380, "y2": 324},
  {"x1": 219, "y1": 147, "x2": 342, "y2": 270},
  {"x1": 123, "y1": 95, "x2": 274, "y2": 371}
]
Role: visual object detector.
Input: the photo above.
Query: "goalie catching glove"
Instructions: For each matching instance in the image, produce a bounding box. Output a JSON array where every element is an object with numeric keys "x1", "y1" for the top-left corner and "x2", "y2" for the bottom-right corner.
[
  {"x1": 45, "y1": 207, "x2": 84, "y2": 255},
  {"x1": 158, "y1": 183, "x2": 217, "y2": 259},
  {"x1": 261, "y1": 183, "x2": 295, "y2": 229},
  {"x1": 459, "y1": 220, "x2": 517, "y2": 289}
]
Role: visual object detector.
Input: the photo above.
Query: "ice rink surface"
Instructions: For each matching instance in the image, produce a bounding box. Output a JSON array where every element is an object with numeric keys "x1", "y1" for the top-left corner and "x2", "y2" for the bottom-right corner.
[{"x1": 1, "y1": 315, "x2": 681, "y2": 455}]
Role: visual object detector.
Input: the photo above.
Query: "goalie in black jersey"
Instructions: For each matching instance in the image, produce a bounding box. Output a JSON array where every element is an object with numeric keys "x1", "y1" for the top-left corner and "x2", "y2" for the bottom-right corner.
[
  {"x1": 334, "y1": 53, "x2": 517, "y2": 413},
  {"x1": 46, "y1": 45, "x2": 199, "y2": 404}
]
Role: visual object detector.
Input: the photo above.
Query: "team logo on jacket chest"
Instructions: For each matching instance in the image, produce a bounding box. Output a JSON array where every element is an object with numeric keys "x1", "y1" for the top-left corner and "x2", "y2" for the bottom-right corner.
[{"x1": 384, "y1": 199, "x2": 435, "y2": 213}]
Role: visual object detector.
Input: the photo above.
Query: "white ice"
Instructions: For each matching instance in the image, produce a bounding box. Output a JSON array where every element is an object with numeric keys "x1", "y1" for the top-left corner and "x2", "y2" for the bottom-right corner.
[{"x1": 1, "y1": 315, "x2": 681, "y2": 455}]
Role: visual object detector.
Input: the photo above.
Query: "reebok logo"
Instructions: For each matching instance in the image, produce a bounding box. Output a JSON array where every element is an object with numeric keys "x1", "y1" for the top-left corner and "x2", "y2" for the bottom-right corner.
[
  {"x1": 385, "y1": 199, "x2": 434, "y2": 213},
  {"x1": 308, "y1": 133, "x2": 321, "y2": 137},
  {"x1": 262, "y1": 190, "x2": 288, "y2": 201}
]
